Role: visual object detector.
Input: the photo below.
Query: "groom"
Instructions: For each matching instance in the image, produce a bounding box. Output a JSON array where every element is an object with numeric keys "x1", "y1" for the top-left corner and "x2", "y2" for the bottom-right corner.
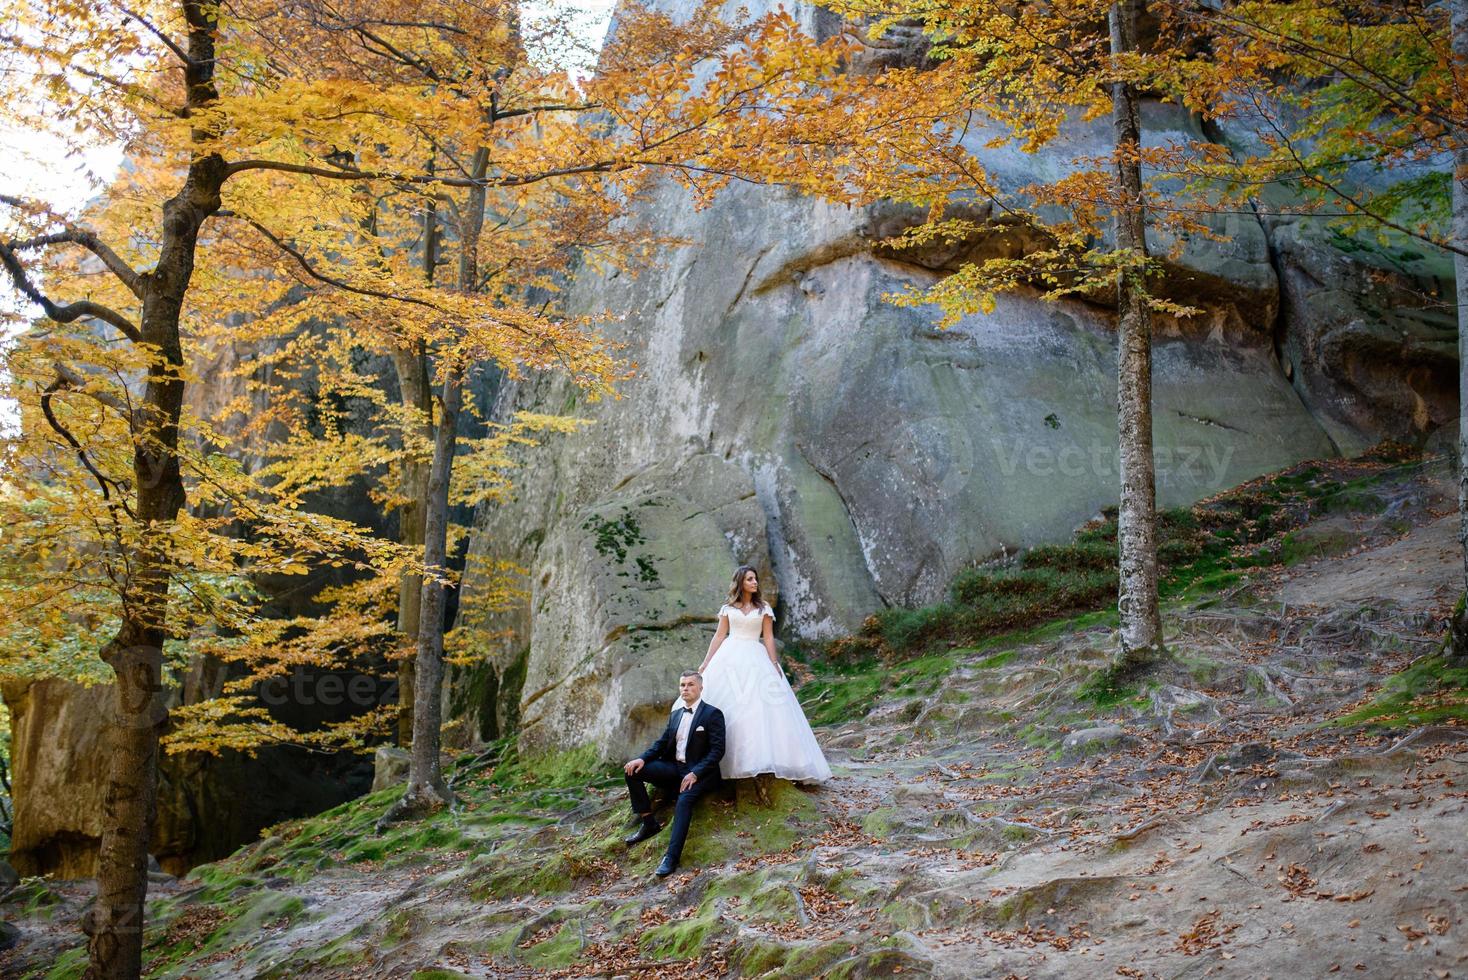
[{"x1": 622, "y1": 669, "x2": 725, "y2": 877}]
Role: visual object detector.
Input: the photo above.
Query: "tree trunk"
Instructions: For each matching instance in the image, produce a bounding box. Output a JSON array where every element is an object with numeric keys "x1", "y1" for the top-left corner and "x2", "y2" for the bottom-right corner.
[
  {"x1": 1109, "y1": 0, "x2": 1164, "y2": 670},
  {"x1": 389, "y1": 184, "x2": 444, "y2": 745},
  {"x1": 390, "y1": 343, "x2": 433, "y2": 745},
  {"x1": 399, "y1": 364, "x2": 466, "y2": 810},
  {"x1": 84, "y1": 3, "x2": 225, "y2": 974},
  {"x1": 384, "y1": 146, "x2": 490, "y2": 820}
]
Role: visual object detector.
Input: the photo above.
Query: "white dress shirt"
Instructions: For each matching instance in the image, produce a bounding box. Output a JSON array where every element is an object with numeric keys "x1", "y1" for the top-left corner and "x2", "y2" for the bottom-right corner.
[{"x1": 674, "y1": 698, "x2": 701, "y2": 763}]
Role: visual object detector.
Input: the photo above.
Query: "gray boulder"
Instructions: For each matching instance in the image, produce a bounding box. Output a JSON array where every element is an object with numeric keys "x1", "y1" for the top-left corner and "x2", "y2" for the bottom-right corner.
[
  {"x1": 371, "y1": 746, "x2": 411, "y2": 792},
  {"x1": 0, "y1": 861, "x2": 18, "y2": 893},
  {"x1": 506, "y1": 453, "x2": 771, "y2": 760},
  {"x1": 1061, "y1": 725, "x2": 1132, "y2": 759}
]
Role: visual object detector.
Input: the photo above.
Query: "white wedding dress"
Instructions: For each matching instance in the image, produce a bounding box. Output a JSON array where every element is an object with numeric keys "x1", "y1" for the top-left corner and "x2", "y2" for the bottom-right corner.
[{"x1": 701, "y1": 603, "x2": 832, "y2": 783}]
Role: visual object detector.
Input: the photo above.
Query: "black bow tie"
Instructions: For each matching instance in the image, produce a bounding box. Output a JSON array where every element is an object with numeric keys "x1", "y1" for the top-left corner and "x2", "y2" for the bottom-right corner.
[{"x1": 681, "y1": 706, "x2": 693, "y2": 713}]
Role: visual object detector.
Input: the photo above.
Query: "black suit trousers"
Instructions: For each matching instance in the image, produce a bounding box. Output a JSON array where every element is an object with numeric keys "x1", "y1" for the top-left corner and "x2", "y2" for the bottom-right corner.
[{"x1": 625, "y1": 760, "x2": 721, "y2": 864}]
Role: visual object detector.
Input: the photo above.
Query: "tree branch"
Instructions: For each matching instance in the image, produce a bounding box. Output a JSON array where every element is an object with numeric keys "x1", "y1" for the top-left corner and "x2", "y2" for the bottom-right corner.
[
  {"x1": 0, "y1": 214, "x2": 146, "y2": 298},
  {"x1": 40, "y1": 375, "x2": 137, "y2": 519},
  {"x1": 235, "y1": 214, "x2": 448, "y2": 312},
  {"x1": 0, "y1": 240, "x2": 143, "y2": 341},
  {"x1": 53, "y1": 362, "x2": 139, "y2": 427},
  {"x1": 120, "y1": 5, "x2": 194, "y2": 66},
  {"x1": 223, "y1": 157, "x2": 621, "y2": 187}
]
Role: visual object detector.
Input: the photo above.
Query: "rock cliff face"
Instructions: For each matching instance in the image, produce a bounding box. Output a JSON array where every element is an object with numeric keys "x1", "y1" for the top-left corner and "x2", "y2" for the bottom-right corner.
[
  {"x1": 456, "y1": 2, "x2": 1454, "y2": 763},
  {"x1": 2, "y1": 674, "x2": 374, "y2": 877}
]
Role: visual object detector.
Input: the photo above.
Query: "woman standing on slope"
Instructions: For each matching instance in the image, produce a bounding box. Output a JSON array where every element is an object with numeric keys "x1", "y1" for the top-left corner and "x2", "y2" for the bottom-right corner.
[{"x1": 698, "y1": 565, "x2": 831, "y2": 783}]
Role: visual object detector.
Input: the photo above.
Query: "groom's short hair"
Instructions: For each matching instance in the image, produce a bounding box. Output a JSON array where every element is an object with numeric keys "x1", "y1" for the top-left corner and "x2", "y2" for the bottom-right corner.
[{"x1": 679, "y1": 669, "x2": 703, "y2": 681}]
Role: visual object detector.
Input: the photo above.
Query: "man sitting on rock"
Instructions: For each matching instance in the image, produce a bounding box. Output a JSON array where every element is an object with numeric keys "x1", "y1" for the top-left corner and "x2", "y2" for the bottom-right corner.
[{"x1": 622, "y1": 669, "x2": 726, "y2": 877}]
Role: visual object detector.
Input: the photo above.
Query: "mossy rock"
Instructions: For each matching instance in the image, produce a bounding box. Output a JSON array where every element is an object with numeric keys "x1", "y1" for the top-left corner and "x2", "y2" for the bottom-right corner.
[
  {"x1": 1334, "y1": 655, "x2": 1468, "y2": 728},
  {"x1": 519, "y1": 921, "x2": 584, "y2": 969},
  {"x1": 824, "y1": 945, "x2": 932, "y2": 978},
  {"x1": 879, "y1": 897, "x2": 933, "y2": 931},
  {"x1": 745, "y1": 882, "x2": 801, "y2": 921},
  {"x1": 760, "y1": 938, "x2": 858, "y2": 977},
  {"x1": 639, "y1": 910, "x2": 723, "y2": 960},
  {"x1": 677, "y1": 780, "x2": 817, "y2": 868}
]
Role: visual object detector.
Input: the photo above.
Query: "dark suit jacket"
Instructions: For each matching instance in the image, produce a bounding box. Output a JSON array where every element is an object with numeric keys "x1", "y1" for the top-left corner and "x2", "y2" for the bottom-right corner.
[{"x1": 640, "y1": 700, "x2": 725, "y2": 781}]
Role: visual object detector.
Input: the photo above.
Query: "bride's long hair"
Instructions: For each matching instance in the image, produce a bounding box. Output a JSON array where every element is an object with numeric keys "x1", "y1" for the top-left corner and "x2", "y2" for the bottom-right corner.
[{"x1": 725, "y1": 564, "x2": 767, "y2": 611}]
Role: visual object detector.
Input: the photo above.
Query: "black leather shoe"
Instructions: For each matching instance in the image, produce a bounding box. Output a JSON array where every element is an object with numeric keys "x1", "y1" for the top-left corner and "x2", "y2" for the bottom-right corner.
[
  {"x1": 623, "y1": 819, "x2": 661, "y2": 846},
  {"x1": 654, "y1": 856, "x2": 678, "y2": 877}
]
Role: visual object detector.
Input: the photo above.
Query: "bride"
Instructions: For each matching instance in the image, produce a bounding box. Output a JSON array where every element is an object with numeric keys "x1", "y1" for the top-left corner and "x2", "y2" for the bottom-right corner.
[{"x1": 698, "y1": 565, "x2": 831, "y2": 783}]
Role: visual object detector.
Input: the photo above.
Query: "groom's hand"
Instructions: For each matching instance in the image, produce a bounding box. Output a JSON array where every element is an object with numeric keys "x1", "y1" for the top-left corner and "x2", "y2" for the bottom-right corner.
[
  {"x1": 679, "y1": 772, "x2": 697, "y2": 792},
  {"x1": 624, "y1": 758, "x2": 644, "y2": 775}
]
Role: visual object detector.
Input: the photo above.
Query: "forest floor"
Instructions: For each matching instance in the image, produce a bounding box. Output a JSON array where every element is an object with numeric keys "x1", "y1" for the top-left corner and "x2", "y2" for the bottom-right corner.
[{"x1": 5, "y1": 455, "x2": 1468, "y2": 979}]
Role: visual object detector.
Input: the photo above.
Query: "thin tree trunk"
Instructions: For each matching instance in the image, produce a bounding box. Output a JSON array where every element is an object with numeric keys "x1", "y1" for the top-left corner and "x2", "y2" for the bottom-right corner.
[
  {"x1": 1451, "y1": 0, "x2": 1468, "y2": 662},
  {"x1": 84, "y1": 4, "x2": 225, "y2": 970},
  {"x1": 1109, "y1": 0, "x2": 1164, "y2": 669},
  {"x1": 390, "y1": 346, "x2": 433, "y2": 746},
  {"x1": 389, "y1": 179, "x2": 444, "y2": 745},
  {"x1": 383, "y1": 146, "x2": 489, "y2": 820},
  {"x1": 400, "y1": 364, "x2": 466, "y2": 809}
]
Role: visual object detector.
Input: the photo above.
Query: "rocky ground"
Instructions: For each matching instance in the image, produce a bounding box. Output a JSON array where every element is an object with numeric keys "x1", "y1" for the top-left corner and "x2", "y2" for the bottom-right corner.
[{"x1": 5, "y1": 458, "x2": 1468, "y2": 979}]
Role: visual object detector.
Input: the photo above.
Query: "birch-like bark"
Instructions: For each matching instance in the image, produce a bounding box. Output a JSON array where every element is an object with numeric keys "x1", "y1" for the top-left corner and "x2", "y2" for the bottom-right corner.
[{"x1": 1110, "y1": 0, "x2": 1164, "y2": 668}]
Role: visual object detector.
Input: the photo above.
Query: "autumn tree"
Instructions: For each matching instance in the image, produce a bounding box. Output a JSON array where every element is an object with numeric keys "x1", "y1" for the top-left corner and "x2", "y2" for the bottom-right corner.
[
  {"x1": 179, "y1": 0, "x2": 894, "y2": 821},
  {"x1": 775, "y1": 0, "x2": 1231, "y2": 668},
  {"x1": 0, "y1": 0, "x2": 627, "y2": 973}
]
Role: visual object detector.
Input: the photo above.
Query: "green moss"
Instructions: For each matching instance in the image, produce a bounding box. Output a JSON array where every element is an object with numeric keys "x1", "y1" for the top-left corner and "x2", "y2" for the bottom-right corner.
[
  {"x1": 746, "y1": 882, "x2": 799, "y2": 921},
  {"x1": 487, "y1": 742, "x2": 612, "y2": 792},
  {"x1": 640, "y1": 911, "x2": 722, "y2": 960},
  {"x1": 480, "y1": 925, "x2": 525, "y2": 960},
  {"x1": 972, "y1": 649, "x2": 1017, "y2": 669},
  {"x1": 410, "y1": 971, "x2": 475, "y2": 980},
  {"x1": 860, "y1": 807, "x2": 898, "y2": 837},
  {"x1": 581, "y1": 508, "x2": 646, "y2": 564},
  {"x1": 1333, "y1": 655, "x2": 1468, "y2": 728},
  {"x1": 40, "y1": 945, "x2": 88, "y2": 980},
  {"x1": 735, "y1": 938, "x2": 799, "y2": 975},
  {"x1": 1277, "y1": 527, "x2": 1355, "y2": 566},
  {"x1": 704, "y1": 868, "x2": 769, "y2": 902},
  {"x1": 798, "y1": 668, "x2": 886, "y2": 728},
  {"x1": 520, "y1": 921, "x2": 584, "y2": 969},
  {"x1": 768, "y1": 939, "x2": 856, "y2": 977},
  {"x1": 879, "y1": 898, "x2": 930, "y2": 930},
  {"x1": 1076, "y1": 668, "x2": 1139, "y2": 708},
  {"x1": 1002, "y1": 823, "x2": 1040, "y2": 843},
  {"x1": 475, "y1": 852, "x2": 574, "y2": 899},
  {"x1": 823, "y1": 947, "x2": 925, "y2": 978},
  {"x1": 680, "y1": 782, "x2": 816, "y2": 867}
]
